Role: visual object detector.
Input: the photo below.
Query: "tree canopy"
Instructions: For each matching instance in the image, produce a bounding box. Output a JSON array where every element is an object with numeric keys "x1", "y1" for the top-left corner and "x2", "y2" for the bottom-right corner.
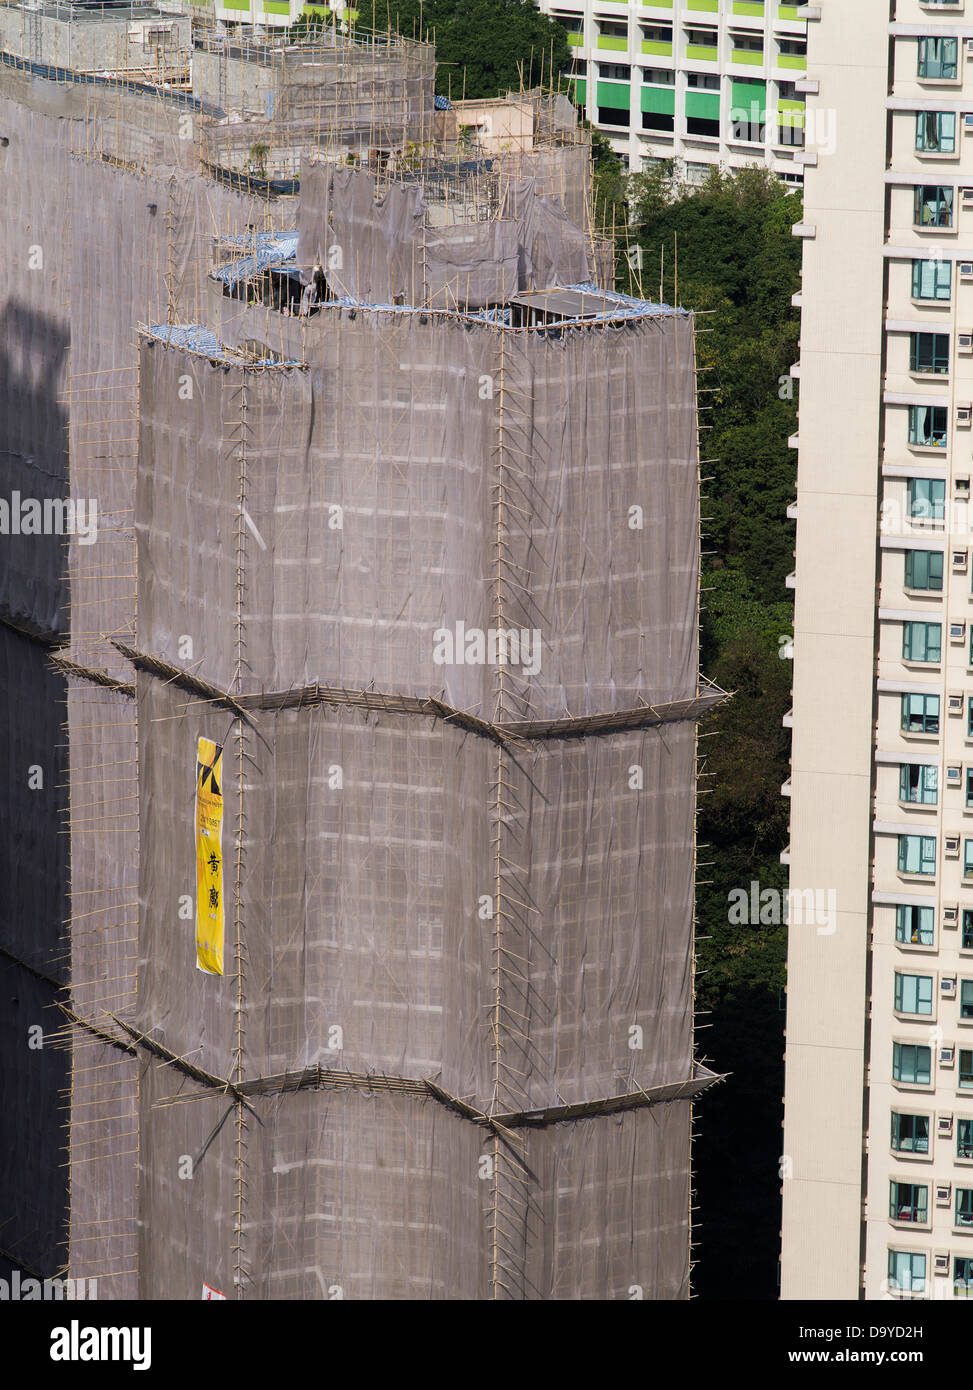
[
  {"x1": 349, "y1": 0, "x2": 571, "y2": 100},
  {"x1": 625, "y1": 159, "x2": 802, "y2": 1299}
]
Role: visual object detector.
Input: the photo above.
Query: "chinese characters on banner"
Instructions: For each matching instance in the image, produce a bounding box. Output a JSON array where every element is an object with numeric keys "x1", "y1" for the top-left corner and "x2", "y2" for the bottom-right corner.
[{"x1": 195, "y1": 737, "x2": 224, "y2": 976}]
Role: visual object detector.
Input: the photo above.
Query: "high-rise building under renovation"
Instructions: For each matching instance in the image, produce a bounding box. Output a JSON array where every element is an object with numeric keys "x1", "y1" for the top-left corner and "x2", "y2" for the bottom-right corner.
[
  {"x1": 0, "y1": 8, "x2": 720, "y2": 1298},
  {"x1": 782, "y1": 0, "x2": 973, "y2": 1302},
  {"x1": 536, "y1": 0, "x2": 808, "y2": 179}
]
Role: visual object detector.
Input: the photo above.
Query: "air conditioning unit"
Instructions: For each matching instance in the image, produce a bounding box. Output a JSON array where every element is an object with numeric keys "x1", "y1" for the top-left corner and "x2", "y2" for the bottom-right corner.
[
  {"x1": 948, "y1": 764, "x2": 963, "y2": 785},
  {"x1": 937, "y1": 1181, "x2": 953, "y2": 1205},
  {"x1": 954, "y1": 551, "x2": 969, "y2": 571},
  {"x1": 960, "y1": 332, "x2": 973, "y2": 354},
  {"x1": 951, "y1": 621, "x2": 967, "y2": 642},
  {"x1": 967, "y1": 36, "x2": 973, "y2": 58},
  {"x1": 942, "y1": 1045, "x2": 956, "y2": 1067},
  {"x1": 959, "y1": 404, "x2": 973, "y2": 427},
  {"x1": 942, "y1": 976, "x2": 958, "y2": 997},
  {"x1": 939, "y1": 1112, "x2": 955, "y2": 1136},
  {"x1": 946, "y1": 834, "x2": 961, "y2": 856},
  {"x1": 957, "y1": 476, "x2": 972, "y2": 497},
  {"x1": 950, "y1": 694, "x2": 965, "y2": 715},
  {"x1": 945, "y1": 902, "x2": 961, "y2": 925},
  {"x1": 935, "y1": 1250, "x2": 951, "y2": 1275},
  {"x1": 962, "y1": 261, "x2": 973, "y2": 279}
]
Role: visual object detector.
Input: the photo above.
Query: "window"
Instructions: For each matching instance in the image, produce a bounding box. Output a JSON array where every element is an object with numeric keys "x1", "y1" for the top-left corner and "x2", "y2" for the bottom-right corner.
[
  {"x1": 599, "y1": 63, "x2": 631, "y2": 80},
  {"x1": 957, "y1": 1189, "x2": 973, "y2": 1226},
  {"x1": 888, "y1": 1249, "x2": 926, "y2": 1293},
  {"x1": 600, "y1": 106, "x2": 631, "y2": 126},
  {"x1": 898, "y1": 835, "x2": 937, "y2": 875},
  {"x1": 895, "y1": 972, "x2": 935, "y2": 1015},
  {"x1": 912, "y1": 257, "x2": 952, "y2": 300},
  {"x1": 686, "y1": 71, "x2": 719, "y2": 89},
  {"x1": 685, "y1": 27, "x2": 716, "y2": 47},
  {"x1": 961, "y1": 1049, "x2": 973, "y2": 1087},
  {"x1": 958, "y1": 1118, "x2": 973, "y2": 1158},
  {"x1": 778, "y1": 39, "x2": 806, "y2": 58},
  {"x1": 916, "y1": 110, "x2": 957, "y2": 153},
  {"x1": 910, "y1": 332, "x2": 950, "y2": 375},
  {"x1": 731, "y1": 33, "x2": 764, "y2": 53},
  {"x1": 967, "y1": 770, "x2": 973, "y2": 809},
  {"x1": 598, "y1": 20, "x2": 627, "y2": 38},
  {"x1": 909, "y1": 406, "x2": 948, "y2": 448},
  {"x1": 901, "y1": 693, "x2": 940, "y2": 733},
  {"x1": 893, "y1": 1042, "x2": 932, "y2": 1084},
  {"x1": 908, "y1": 477, "x2": 946, "y2": 518},
  {"x1": 966, "y1": 841, "x2": 973, "y2": 879},
  {"x1": 918, "y1": 36, "x2": 959, "y2": 79},
  {"x1": 902, "y1": 622, "x2": 942, "y2": 663},
  {"x1": 964, "y1": 909, "x2": 973, "y2": 949},
  {"x1": 904, "y1": 549, "x2": 944, "y2": 590},
  {"x1": 914, "y1": 185, "x2": 954, "y2": 227},
  {"x1": 955, "y1": 1256, "x2": 973, "y2": 1298},
  {"x1": 891, "y1": 1112, "x2": 930, "y2": 1153},
  {"x1": 899, "y1": 764, "x2": 939, "y2": 804},
  {"x1": 686, "y1": 116, "x2": 720, "y2": 137},
  {"x1": 641, "y1": 67, "x2": 674, "y2": 85},
  {"x1": 896, "y1": 904, "x2": 935, "y2": 946},
  {"x1": 962, "y1": 981, "x2": 973, "y2": 1019},
  {"x1": 890, "y1": 1180, "x2": 929, "y2": 1223},
  {"x1": 641, "y1": 24, "x2": 671, "y2": 44}
]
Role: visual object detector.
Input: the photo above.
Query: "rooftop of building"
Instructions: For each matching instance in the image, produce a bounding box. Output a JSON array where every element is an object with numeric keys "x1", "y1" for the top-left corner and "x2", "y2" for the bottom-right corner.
[{"x1": 1, "y1": 0, "x2": 184, "y2": 22}]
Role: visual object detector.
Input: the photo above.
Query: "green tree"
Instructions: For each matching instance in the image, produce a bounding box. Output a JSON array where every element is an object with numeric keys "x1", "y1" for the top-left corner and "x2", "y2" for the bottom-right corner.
[
  {"x1": 628, "y1": 161, "x2": 803, "y2": 1299},
  {"x1": 350, "y1": 0, "x2": 571, "y2": 100}
]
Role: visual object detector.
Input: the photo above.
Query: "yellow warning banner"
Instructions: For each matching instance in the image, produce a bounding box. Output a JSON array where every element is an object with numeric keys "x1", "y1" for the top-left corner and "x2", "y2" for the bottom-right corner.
[{"x1": 195, "y1": 737, "x2": 224, "y2": 976}]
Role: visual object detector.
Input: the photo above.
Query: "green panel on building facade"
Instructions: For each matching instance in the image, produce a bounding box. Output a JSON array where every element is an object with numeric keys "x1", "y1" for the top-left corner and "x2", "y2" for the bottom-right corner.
[
  {"x1": 640, "y1": 85, "x2": 675, "y2": 114},
  {"x1": 596, "y1": 80, "x2": 631, "y2": 108},
  {"x1": 685, "y1": 44, "x2": 718, "y2": 62},
  {"x1": 641, "y1": 40, "x2": 672, "y2": 56},
  {"x1": 597, "y1": 35, "x2": 628, "y2": 50},
  {"x1": 685, "y1": 90, "x2": 720, "y2": 120},
  {"x1": 730, "y1": 78, "x2": 767, "y2": 120},
  {"x1": 687, "y1": 0, "x2": 718, "y2": 10},
  {"x1": 732, "y1": 1, "x2": 765, "y2": 14},
  {"x1": 572, "y1": 78, "x2": 586, "y2": 104}
]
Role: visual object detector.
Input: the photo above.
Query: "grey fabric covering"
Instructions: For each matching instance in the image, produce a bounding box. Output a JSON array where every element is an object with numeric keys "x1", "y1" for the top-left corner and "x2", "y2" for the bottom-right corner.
[
  {"x1": 296, "y1": 161, "x2": 595, "y2": 305},
  {"x1": 129, "y1": 282, "x2": 704, "y2": 1296},
  {"x1": 138, "y1": 310, "x2": 698, "y2": 719}
]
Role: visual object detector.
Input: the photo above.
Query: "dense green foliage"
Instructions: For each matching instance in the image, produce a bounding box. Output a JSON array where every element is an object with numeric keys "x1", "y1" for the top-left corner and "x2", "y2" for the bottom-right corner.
[
  {"x1": 346, "y1": 0, "x2": 571, "y2": 100},
  {"x1": 629, "y1": 161, "x2": 801, "y2": 1299}
]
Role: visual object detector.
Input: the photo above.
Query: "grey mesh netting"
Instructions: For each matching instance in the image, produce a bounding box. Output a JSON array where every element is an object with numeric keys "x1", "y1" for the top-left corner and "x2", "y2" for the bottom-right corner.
[{"x1": 0, "y1": 28, "x2": 722, "y2": 1298}]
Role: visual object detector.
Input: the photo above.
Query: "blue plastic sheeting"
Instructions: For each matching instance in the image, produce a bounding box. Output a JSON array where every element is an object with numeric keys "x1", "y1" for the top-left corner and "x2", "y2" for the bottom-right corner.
[
  {"x1": 434, "y1": 93, "x2": 452, "y2": 110},
  {"x1": 212, "y1": 232, "x2": 300, "y2": 289},
  {"x1": 145, "y1": 324, "x2": 301, "y2": 367},
  {"x1": 475, "y1": 283, "x2": 687, "y2": 328}
]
